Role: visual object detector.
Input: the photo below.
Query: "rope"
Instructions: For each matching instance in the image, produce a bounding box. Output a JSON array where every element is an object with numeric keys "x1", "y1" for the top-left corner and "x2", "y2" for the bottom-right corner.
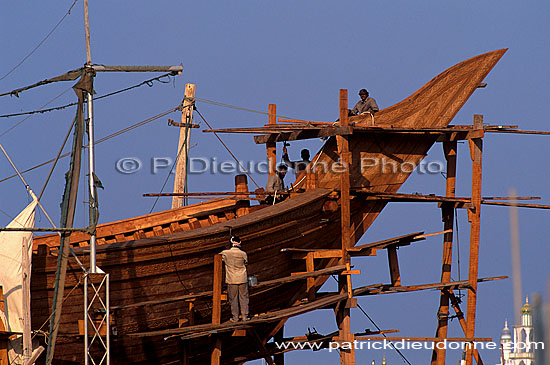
[
  {"x1": 356, "y1": 303, "x2": 412, "y2": 365},
  {"x1": 194, "y1": 107, "x2": 260, "y2": 189},
  {"x1": 330, "y1": 275, "x2": 412, "y2": 364},
  {"x1": 0, "y1": 0, "x2": 79, "y2": 82},
  {"x1": 455, "y1": 207, "x2": 462, "y2": 296},
  {"x1": 38, "y1": 116, "x2": 77, "y2": 200},
  {"x1": 196, "y1": 97, "x2": 306, "y2": 122},
  {"x1": 0, "y1": 106, "x2": 179, "y2": 184},
  {"x1": 0, "y1": 72, "x2": 176, "y2": 118},
  {"x1": 0, "y1": 87, "x2": 73, "y2": 138},
  {"x1": 149, "y1": 116, "x2": 191, "y2": 213}
]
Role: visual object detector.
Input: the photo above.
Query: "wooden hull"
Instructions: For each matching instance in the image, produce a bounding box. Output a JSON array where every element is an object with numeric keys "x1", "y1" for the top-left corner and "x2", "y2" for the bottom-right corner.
[{"x1": 31, "y1": 49, "x2": 506, "y2": 364}]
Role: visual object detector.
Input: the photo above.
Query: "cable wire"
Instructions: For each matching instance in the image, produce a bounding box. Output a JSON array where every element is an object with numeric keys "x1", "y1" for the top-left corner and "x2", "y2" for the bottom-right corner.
[
  {"x1": 0, "y1": 87, "x2": 73, "y2": 138},
  {"x1": 356, "y1": 303, "x2": 412, "y2": 365},
  {"x1": 196, "y1": 97, "x2": 306, "y2": 122},
  {"x1": 194, "y1": 107, "x2": 260, "y2": 189},
  {"x1": 329, "y1": 275, "x2": 412, "y2": 364},
  {"x1": 0, "y1": 0, "x2": 79, "y2": 82},
  {"x1": 0, "y1": 106, "x2": 179, "y2": 184},
  {"x1": 0, "y1": 72, "x2": 175, "y2": 119}
]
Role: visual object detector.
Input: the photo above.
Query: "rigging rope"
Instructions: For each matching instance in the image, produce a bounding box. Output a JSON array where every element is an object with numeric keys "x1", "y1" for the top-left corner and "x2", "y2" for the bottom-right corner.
[
  {"x1": 0, "y1": 72, "x2": 176, "y2": 118},
  {"x1": 0, "y1": 106, "x2": 179, "y2": 184},
  {"x1": 194, "y1": 106, "x2": 260, "y2": 189},
  {"x1": 0, "y1": 0, "x2": 79, "y2": 82},
  {"x1": 195, "y1": 97, "x2": 306, "y2": 122},
  {"x1": 0, "y1": 87, "x2": 73, "y2": 138},
  {"x1": 148, "y1": 114, "x2": 191, "y2": 213},
  {"x1": 329, "y1": 276, "x2": 412, "y2": 364}
]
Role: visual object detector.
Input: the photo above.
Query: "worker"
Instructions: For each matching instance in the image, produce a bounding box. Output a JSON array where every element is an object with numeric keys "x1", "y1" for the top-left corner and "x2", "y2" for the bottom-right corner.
[
  {"x1": 282, "y1": 145, "x2": 310, "y2": 180},
  {"x1": 220, "y1": 236, "x2": 249, "y2": 322},
  {"x1": 266, "y1": 163, "x2": 287, "y2": 193},
  {"x1": 350, "y1": 89, "x2": 379, "y2": 116}
]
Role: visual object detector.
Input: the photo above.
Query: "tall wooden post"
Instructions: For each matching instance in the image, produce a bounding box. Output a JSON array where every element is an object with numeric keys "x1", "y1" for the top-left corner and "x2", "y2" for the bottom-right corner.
[
  {"x1": 234, "y1": 174, "x2": 250, "y2": 217},
  {"x1": 0, "y1": 287, "x2": 8, "y2": 364},
  {"x1": 336, "y1": 89, "x2": 355, "y2": 364},
  {"x1": 267, "y1": 104, "x2": 277, "y2": 176},
  {"x1": 21, "y1": 234, "x2": 32, "y2": 360},
  {"x1": 274, "y1": 326, "x2": 285, "y2": 365},
  {"x1": 212, "y1": 254, "x2": 222, "y2": 325},
  {"x1": 465, "y1": 115, "x2": 483, "y2": 365},
  {"x1": 211, "y1": 254, "x2": 223, "y2": 365},
  {"x1": 432, "y1": 140, "x2": 457, "y2": 365},
  {"x1": 172, "y1": 83, "x2": 196, "y2": 208}
]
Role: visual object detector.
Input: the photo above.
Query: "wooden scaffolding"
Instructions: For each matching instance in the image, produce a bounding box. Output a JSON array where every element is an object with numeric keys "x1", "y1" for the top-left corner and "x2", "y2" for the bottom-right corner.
[{"x1": 134, "y1": 89, "x2": 550, "y2": 365}]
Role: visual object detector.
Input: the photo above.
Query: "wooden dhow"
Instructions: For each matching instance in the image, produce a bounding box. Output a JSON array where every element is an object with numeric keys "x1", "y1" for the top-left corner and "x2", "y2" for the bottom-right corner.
[{"x1": 31, "y1": 49, "x2": 507, "y2": 364}]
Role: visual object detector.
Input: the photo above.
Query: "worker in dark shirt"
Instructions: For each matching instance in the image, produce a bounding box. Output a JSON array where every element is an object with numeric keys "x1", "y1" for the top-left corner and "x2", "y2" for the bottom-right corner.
[
  {"x1": 282, "y1": 145, "x2": 310, "y2": 180},
  {"x1": 350, "y1": 89, "x2": 379, "y2": 115}
]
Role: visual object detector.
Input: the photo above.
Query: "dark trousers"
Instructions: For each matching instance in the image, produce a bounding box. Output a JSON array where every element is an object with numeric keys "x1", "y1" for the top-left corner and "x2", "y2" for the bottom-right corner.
[{"x1": 227, "y1": 283, "x2": 249, "y2": 320}]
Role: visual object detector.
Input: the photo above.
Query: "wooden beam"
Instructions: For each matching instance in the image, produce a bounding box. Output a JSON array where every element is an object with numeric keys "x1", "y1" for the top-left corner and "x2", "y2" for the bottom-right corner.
[
  {"x1": 267, "y1": 104, "x2": 277, "y2": 177},
  {"x1": 91, "y1": 65, "x2": 183, "y2": 73},
  {"x1": 387, "y1": 246, "x2": 401, "y2": 286},
  {"x1": 0, "y1": 287, "x2": 8, "y2": 365},
  {"x1": 211, "y1": 337, "x2": 222, "y2": 365},
  {"x1": 278, "y1": 119, "x2": 334, "y2": 125},
  {"x1": 480, "y1": 201, "x2": 550, "y2": 209},
  {"x1": 253, "y1": 126, "x2": 352, "y2": 144},
  {"x1": 172, "y1": 83, "x2": 196, "y2": 209},
  {"x1": 348, "y1": 231, "x2": 424, "y2": 252},
  {"x1": 466, "y1": 114, "x2": 483, "y2": 365},
  {"x1": 353, "y1": 337, "x2": 492, "y2": 342},
  {"x1": 337, "y1": 88, "x2": 354, "y2": 365},
  {"x1": 135, "y1": 291, "x2": 350, "y2": 340},
  {"x1": 350, "y1": 276, "x2": 507, "y2": 297},
  {"x1": 250, "y1": 328, "x2": 275, "y2": 365},
  {"x1": 306, "y1": 252, "x2": 315, "y2": 302},
  {"x1": 212, "y1": 254, "x2": 222, "y2": 325},
  {"x1": 112, "y1": 265, "x2": 348, "y2": 311},
  {"x1": 436, "y1": 129, "x2": 484, "y2": 142},
  {"x1": 432, "y1": 140, "x2": 457, "y2": 365},
  {"x1": 273, "y1": 326, "x2": 285, "y2": 365},
  {"x1": 448, "y1": 289, "x2": 484, "y2": 364}
]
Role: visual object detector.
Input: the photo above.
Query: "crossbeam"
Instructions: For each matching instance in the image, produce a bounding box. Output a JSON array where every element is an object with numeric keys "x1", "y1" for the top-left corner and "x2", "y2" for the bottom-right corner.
[
  {"x1": 112, "y1": 265, "x2": 347, "y2": 310},
  {"x1": 350, "y1": 276, "x2": 507, "y2": 297},
  {"x1": 91, "y1": 65, "x2": 183, "y2": 73}
]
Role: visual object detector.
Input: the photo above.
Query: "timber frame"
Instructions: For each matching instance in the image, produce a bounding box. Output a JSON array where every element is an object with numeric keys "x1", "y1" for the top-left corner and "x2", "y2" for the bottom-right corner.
[
  {"x1": 141, "y1": 93, "x2": 546, "y2": 365},
  {"x1": 26, "y1": 49, "x2": 550, "y2": 365}
]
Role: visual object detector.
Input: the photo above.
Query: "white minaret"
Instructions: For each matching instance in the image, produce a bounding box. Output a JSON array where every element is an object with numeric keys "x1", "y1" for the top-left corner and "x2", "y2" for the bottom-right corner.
[
  {"x1": 500, "y1": 319, "x2": 512, "y2": 364},
  {"x1": 496, "y1": 297, "x2": 536, "y2": 365}
]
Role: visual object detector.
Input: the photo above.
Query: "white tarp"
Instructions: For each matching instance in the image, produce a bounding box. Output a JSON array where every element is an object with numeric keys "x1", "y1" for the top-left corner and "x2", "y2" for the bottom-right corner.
[{"x1": 0, "y1": 199, "x2": 37, "y2": 333}]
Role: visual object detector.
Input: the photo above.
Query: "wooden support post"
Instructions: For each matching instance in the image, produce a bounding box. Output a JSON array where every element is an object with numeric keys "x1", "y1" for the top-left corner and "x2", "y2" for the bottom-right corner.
[
  {"x1": 432, "y1": 140, "x2": 457, "y2": 365},
  {"x1": 211, "y1": 337, "x2": 222, "y2": 365},
  {"x1": 212, "y1": 254, "x2": 222, "y2": 325},
  {"x1": 235, "y1": 174, "x2": 250, "y2": 217},
  {"x1": 21, "y1": 232, "x2": 32, "y2": 360},
  {"x1": 0, "y1": 287, "x2": 8, "y2": 365},
  {"x1": 465, "y1": 115, "x2": 483, "y2": 365},
  {"x1": 306, "y1": 252, "x2": 316, "y2": 302},
  {"x1": 448, "y1": 290, "x2": 484, "y2": 364},
  {"x1": 267, "y1": 104, "x2": 277, "y2": 176},
  {"x1": 336, "y1": 89, "x2": 355, "y2": 365},
  {"x1": 250, "y1": 328, "x2": 276, "y2": 365},
  {"x1": 387, "y1": 246, "x2": 401, "y2": 287},
  {"x1": 274, "y1": 326, "x2": 285, "y2": 365},
  {"x1": 172, "y1": 83, "x2": 196, "y2": 209}
]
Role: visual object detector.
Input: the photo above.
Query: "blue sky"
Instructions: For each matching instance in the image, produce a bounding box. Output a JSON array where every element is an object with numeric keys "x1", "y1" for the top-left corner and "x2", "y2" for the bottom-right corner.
[{"x1": 1, "y1": 1, "x2": 549, "y2": 363}]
